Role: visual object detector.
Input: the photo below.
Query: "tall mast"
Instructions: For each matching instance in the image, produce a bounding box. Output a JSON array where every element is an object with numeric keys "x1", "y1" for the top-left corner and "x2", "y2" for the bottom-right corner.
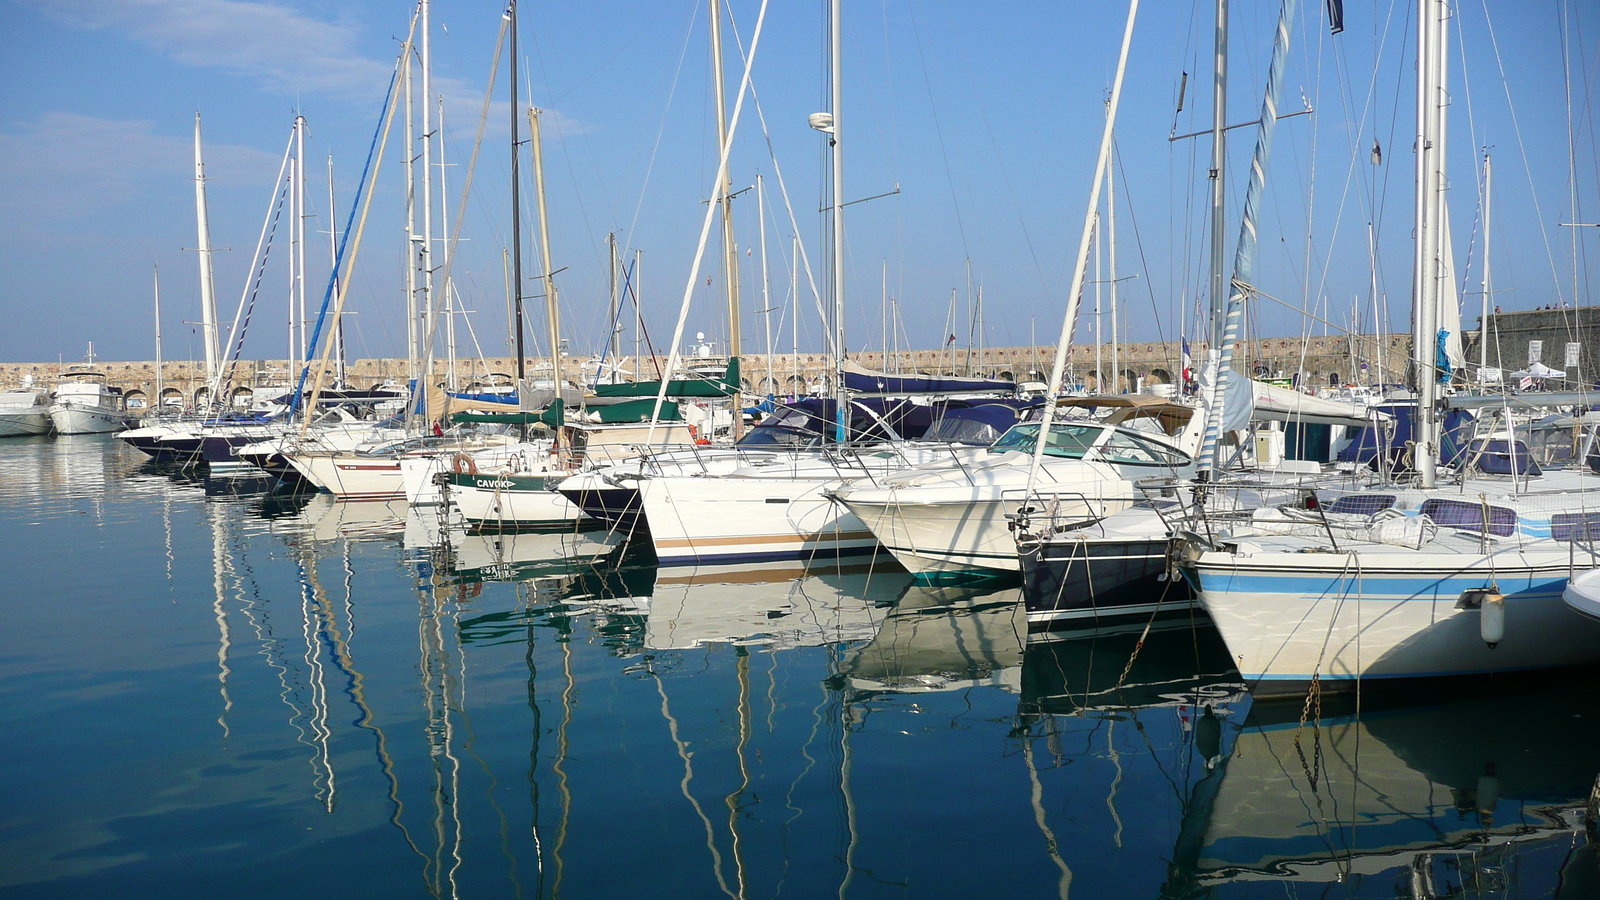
[
  {"x1": 759, "y1": 174, "x2": 774, "y2": 396},
  {"x1": 829, "y1": 0, "x2": 846, "y2": 442},
  {"x1": 438, "y1": 93, "x2": 456, "y2": 389},
  {"x1": 403, "y1": 44, "x2": 419, "y2": 387},
  {"x1": 634, "y1": 249, "x2": 643, "y2": 380},
  {"x1": 419, "y1": 0, "x2": 436, "y2": 391},
  {"x1": 1108, "y1": 130, "x2": 1120, "y2": 392},
  {"x1": 708, "y1": 0, "x2": 743, "y2": 436},
  {"x1": 509, "y1": 1, "x2": 526, "y2": 385},
  {"x1": 1412, "y1": 0, "x2": 1447, "y2": 489},
  {"x1": 294, "y1": 115, "x2": 308, "y2": 372},
  {"x1": 1480, "y1": 152, "x2": 1492, "y2": 376},
  {"x1": 327, "y1": 153, "x2": 346, "y2": 386},
  {"x1": 288, "y1": 121, "x2": 299, "y2": 373},
  {"x1": 530, "y1": 108, "x2": 562, "y2": 415},
  {"x1": 193, "y1": 112, "x2": 220, "y2": 387},
  {"x1": 608, "y1": 233, "x2": 620, "y2": 382},
  {"x1": 154, "y1": 265, "x2": 164, "y2": 409},
  {"x1": 1208, "y1": 0, "x2": 1229, "y2": 347}
]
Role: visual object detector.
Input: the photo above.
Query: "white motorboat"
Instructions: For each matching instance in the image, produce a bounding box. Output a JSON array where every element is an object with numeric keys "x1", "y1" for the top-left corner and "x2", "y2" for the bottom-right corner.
[
  {"x1": 48, "y1": 370, "x2": 135, "y2": 434},
  {"x1": 835, "y1": 401, "x2": 1200, "y2": 578},
  {"x1": 630, "y1": 401, "x2": 1026, "y2": 566},
  {"x1": 0, "y1": 391, "x2": 52, "y2": 437}
]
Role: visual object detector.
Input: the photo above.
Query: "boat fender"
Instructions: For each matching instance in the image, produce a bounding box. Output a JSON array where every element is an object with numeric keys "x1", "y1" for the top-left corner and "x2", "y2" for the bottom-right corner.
[
  {"x1": 1480, "y1": 591, "x2": 1505, "y2": 648},
  {"x1": 451, "y1": 453, "x2": 478, "y2": 476}
]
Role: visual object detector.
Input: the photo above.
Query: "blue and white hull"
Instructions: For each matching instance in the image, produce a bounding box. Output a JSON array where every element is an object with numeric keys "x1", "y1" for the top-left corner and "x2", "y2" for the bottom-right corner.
[{"x1": 1183, "y1": 541, "x2": 1600, "y2": 698}]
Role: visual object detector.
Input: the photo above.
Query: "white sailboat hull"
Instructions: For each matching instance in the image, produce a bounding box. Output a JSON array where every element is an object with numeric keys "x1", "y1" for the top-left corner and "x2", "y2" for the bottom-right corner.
[
  {"x1": 1185, "y1": 542, "x2": 1600, "y2": 696},
  {"x1": 447, "y1": 474, "x2": 585, "y2": 528}
]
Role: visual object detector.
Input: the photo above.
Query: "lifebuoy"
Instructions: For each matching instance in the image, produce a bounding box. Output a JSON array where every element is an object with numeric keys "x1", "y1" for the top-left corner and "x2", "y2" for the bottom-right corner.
[{"x1": 451, "y1": 452, "x2": 478, "y2": 475}]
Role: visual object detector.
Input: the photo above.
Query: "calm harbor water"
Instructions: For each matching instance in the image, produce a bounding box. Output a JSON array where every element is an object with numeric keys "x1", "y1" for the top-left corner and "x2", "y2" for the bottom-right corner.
[{"x1": 2, "y1": 435, "x2": 1598, "y2": 898}]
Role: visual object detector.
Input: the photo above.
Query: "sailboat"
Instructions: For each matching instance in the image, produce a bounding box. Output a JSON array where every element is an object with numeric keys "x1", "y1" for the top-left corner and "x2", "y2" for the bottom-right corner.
[{"x1": 1177, "y1": 0, "x2": 1600, "y2": 698}]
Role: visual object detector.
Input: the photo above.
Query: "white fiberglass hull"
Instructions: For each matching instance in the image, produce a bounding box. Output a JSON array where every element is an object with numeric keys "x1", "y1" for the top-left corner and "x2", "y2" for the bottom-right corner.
[
  {"x1": 837, "y1": 462, "x2": 1141, "y2": 578},
  {"x1": 1184, "y1": 541, "x2": 1600, "y2": 697},
  {"x1": 445, "y1": 472, "x2": 585, "y2": 528},
  {"x1": 640, "y1": 475, "x2": 877, "y2": 566},
  {"x1": 288, "y1": 453, "x2": 406, "y2": 501},
  {"x1": 0, "y1": 410, "x2": 51, "y2": 436},
  {"x1": 48, "y1": 403, "x2": 132, "y2": 435}
]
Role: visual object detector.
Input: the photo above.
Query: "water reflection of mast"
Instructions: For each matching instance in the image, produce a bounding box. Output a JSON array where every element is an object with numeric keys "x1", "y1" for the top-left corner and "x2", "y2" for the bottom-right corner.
[
  {"x1": 552, "y1": 634, "x2": 575, "y2": 897},
  {"x1": 300, "y1": 538, "x2": 429, "y2": 866},
  {"x1": 725, "y1": 650, "x2": 753, "y2": 900},
  {"x1": 524, "y1": 582, "x2": 546, "y2": 900},
  {"x1": 298, "y1": 552, "x2": 336, "y2": 810},
  {"x1": 414, "y1": 555, "x2": 466, "y2": 898},
  {"x1": 209, "y1": 503, "x2": 233, "y2": 737},
  {"x1": 1021, "y1": 735, "x2": 1073, "y2": 899},
  {"x1": 652, "y1": 665, "x2": 735, "y2": 898}
]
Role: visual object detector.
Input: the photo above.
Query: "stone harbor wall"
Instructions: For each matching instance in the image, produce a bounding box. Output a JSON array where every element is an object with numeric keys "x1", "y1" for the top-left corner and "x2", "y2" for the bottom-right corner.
[
  {"x1": 0, "y1": 333, "x2": 1421, "y2": 399},
  {"x1": 1463, "y1": 306, "x2": 1600, "y2": 387}
]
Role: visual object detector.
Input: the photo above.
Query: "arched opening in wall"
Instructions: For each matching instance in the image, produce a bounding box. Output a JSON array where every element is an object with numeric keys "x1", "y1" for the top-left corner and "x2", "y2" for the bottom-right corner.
[
  {"x1": 123, "y1": 389, "x2": 147, "y2": 410},
  {"x1": 192, "y1": 386, "x2": 210, "y2": 407},
  {"x1": 999, "y1": 371, "x2": 1014, "y2": 382},
  {"x1": 159, "y1": 387, "x2": 184, "y2": 408},
  {"x1": 1149, "y1": 368, "x2": 1173, "y2": 385},
  {"x1": 1026, "y1": 370, "x2": 1045, "y2": 383},
  {"x1": 371, "y1": 382, "x2": 387, "y2": 391},
  {"x1": 1121, "y1": 369, "x2": 1138, "y2": 393},
  {"x1": 1328, "y1": 372, "x2": 1340, "y2": 387},
  {"x1": 229, "y1": 386, "x2": 254, "y2": 408}
]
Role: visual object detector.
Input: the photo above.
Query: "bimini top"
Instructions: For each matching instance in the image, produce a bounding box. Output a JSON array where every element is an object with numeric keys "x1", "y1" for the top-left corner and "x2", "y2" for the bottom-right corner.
[{"x1": 1054, "y1": 394, "x2": 1194, "y2": 436}]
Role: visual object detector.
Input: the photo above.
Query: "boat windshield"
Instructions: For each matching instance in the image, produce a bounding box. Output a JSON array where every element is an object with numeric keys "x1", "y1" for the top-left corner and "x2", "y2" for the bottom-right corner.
[{"x1": 988, "y1": 423, "x2": 1101, "y2": 459}]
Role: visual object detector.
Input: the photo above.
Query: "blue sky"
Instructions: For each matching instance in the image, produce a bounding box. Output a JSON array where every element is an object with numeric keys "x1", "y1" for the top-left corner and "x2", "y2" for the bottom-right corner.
[{"x1": 0, "y1": 0, "x2": 1594, "y2": 366}]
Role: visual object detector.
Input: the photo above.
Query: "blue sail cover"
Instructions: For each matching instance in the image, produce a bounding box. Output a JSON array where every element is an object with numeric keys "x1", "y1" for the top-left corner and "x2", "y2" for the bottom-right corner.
[{"x1": 843, "y1": 365, "x2": 1015, "y2": 395}]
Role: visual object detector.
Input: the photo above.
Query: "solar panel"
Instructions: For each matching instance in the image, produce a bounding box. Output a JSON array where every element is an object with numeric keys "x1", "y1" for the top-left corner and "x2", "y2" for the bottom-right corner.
[
  {"x1": 1420, "y1": 498, "x2": 1517, "y2": 537},
  {"x1": 1326, "y1": 494, "x2": 1396, "y2": 516},
  {"x1": 1552, "y1": 512, "x2": 1600, "y2": 543}
]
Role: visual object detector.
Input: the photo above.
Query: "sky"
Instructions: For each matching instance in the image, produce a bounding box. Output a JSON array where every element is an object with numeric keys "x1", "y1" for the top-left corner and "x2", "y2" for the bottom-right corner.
[{"x1": 0, "y1": 0, "x2": 1595, "y2": 368}]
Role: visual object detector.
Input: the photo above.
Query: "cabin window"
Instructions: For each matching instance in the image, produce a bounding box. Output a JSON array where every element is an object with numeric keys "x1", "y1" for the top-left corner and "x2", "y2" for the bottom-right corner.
[
  {"x1": 1100, "y1": 432, "x2": 1189, "y2": 467},
  {"x1": 1419, "y1": 498, "x2": 1517, "y2": 537},
  {"x1": 989, "y1": 424, "x2": 1098, "y2": 459}
]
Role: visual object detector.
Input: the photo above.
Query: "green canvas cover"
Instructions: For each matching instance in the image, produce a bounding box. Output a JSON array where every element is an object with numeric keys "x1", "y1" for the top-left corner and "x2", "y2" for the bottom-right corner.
[{"x1": 590, "y1": 357, "x2": 741, "y2": 398}]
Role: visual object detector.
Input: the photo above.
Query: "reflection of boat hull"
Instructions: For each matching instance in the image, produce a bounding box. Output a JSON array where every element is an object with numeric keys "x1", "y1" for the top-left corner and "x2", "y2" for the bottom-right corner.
[
  {"x1": 1019, "y1": 536, "x2": 1188, "y2": 625},
  {"x1": 1174, "y1": 681, "x2": 1600, "y2": 894},
  {"x1": 48, "y1": 403, "x2": 133, "y2": 435},
  {"x1": 445, "y1": 529, "x2": 622, "y2": 582},
  {"x1": 842, "y1": 587, "x2": 1025, "y2": 694}
]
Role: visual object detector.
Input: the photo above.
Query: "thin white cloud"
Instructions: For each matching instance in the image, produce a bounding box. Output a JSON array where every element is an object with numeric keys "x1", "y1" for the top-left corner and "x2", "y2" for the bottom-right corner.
[
  {"x1": 0, "y1": 113, "x2": 282, "y2": 221},
  {"x1": 25, "y1": 0, "x2": 397, "y2": 97}
]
